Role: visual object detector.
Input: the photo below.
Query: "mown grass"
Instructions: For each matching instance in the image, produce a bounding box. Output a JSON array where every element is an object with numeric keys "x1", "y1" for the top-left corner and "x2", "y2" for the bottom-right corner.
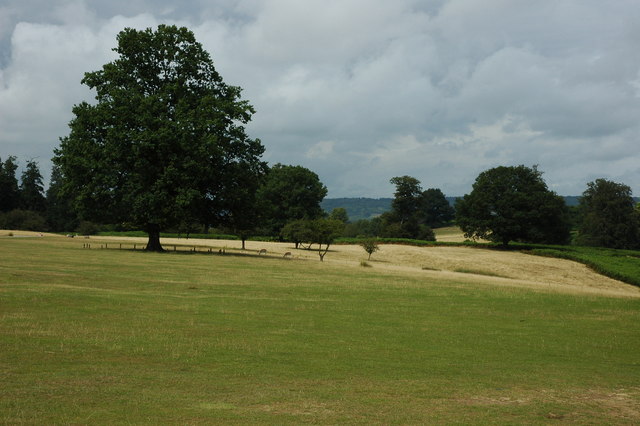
[{"x1": 1, "y1": 236, "x2": 640, "y2": 424}]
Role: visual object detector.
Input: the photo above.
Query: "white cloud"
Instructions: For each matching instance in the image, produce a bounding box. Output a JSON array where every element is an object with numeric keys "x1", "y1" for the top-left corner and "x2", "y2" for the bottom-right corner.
[{"x1": 306, "y1": 140, "x2": 335, "y2": 159}]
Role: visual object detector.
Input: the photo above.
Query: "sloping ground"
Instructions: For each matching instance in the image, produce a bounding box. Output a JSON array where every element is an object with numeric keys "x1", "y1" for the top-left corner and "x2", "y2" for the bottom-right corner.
[
  {"x1": 5, "y1": 228, "x2": 635, "y2": 298},
  {"x1": 89, "y1": 233, "x2": 640, "y2": 299}
]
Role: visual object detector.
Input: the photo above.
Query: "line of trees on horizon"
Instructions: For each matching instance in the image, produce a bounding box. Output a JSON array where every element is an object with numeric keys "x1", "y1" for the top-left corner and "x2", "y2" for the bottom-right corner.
[{"x1": 2, "y1": 153, "x2": 638, "y2": 250}]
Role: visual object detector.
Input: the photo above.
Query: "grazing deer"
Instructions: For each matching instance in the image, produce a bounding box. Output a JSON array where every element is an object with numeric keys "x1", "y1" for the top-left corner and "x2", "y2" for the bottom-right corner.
[
  {"x1": 258, "y1": 248, "x2": 267, "y2": 255},
  {"x1": 283, "y1": 252, "x2": 292, "y2": 259}
]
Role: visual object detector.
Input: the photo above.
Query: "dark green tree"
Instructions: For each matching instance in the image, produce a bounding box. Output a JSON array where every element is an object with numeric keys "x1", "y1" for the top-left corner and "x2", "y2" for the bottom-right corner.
[
  {"x1": 53, "y1": 25, "x2": 266, "y2": 251},
  {"x1": 382, "y1": 176, "x2": 438, "y2": 240},
  {"x1": 328, "y1": 207, "x2": 349, "y2": 223},
  {"x1": 0, "y1": 156, "x2": 20, "y2": 212},
  {"x1": 257, "y1": 164, "x2": 327, "y2": 236},
  {"x1": 389, "y1": 176, "x2": 423, "y2": 225},
  {"x1": 19, "y1": 160, "x2": 46, "y2": 212},
  {"x1": 281, "y1": 219, "x2": 313, "y2": 249},
  {"x1": 420, "y1": 188, "x2": 455, "y2": 227},
  {"x1": 343, "y1": 217, "x2": 383, "y2": 238},
  {"x1": 45, "y1": 164, "x2": 79, "y2": 232},
  {"x1": 0, "y1": 209, "x2": 47, "y2": 231},
  {"x1": 223, "y1": 168, "x2": 265, "y2": 249},
  {"x1": 576, "y1": 179, "x2": 640, "y2": 249},
  {"x1": 455, "y1": 165, "x2": 570, "y2": 246}
]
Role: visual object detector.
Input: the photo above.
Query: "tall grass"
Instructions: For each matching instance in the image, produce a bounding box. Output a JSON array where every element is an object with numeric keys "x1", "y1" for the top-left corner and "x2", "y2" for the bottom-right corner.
[{"x1": 1, "y1": 236, "x2": 639, "y2": 424}]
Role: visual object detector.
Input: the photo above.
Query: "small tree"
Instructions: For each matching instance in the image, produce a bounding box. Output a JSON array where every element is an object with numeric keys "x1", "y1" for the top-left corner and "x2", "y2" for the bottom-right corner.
[
  {"x1": 359, "y1": 238, "x2": 379, "y2": 260},
  {"x1": 308, "y1": 219, "x2": 344, "y2": 261},
  {"x1": 281, "y1": 219, "x2": 313, "y2": 249}
]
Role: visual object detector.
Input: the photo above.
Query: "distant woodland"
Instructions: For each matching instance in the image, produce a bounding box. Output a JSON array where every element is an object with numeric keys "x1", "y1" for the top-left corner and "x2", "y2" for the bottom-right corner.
[{"x1": 321, "y1": 196, "x2": 637, "y2": 221}]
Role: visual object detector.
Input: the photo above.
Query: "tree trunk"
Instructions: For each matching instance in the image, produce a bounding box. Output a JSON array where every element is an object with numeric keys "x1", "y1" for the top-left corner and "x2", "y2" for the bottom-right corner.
[
  {"x1": 146, "y1": 223, "x2": 164, "y2": 252},
  {"x1": 318, "y1": 244, "x2": 330, "y2": 261},
  {"x1": 241, "y1": 237, "x2": 246, "y2": 250}
]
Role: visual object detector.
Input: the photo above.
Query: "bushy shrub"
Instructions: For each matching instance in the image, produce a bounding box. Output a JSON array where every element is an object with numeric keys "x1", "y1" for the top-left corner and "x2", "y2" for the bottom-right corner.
[
  {"x1": 76, "y1": 221, "x2": 99, "y2": 236},
  {"x1": 0, "y1": 209, "x2": 48, "y2": 231}
]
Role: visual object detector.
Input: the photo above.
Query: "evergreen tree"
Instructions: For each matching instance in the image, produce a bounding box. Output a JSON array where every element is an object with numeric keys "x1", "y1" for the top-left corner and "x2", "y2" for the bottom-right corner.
[
  {"x1": 0, "y1": 156, "x2": 20, "y2": 212},
  {"x1": 45, "y1": 164, "x2": 78, "y2": 231},
  {"x1": 19, "y1": 160, "x2": 46, "y2": 212}
]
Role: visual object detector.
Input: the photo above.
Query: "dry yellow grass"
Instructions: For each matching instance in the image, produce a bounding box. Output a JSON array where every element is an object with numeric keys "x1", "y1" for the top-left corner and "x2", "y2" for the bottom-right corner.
[{"x1": 89, "y1": 231, "x2": 640, "y2": 299}]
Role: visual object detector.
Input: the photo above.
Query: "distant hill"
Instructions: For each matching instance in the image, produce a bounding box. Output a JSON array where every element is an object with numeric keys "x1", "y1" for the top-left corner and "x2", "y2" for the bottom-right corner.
[
  {"x1": 321, "y1": 196, "x2": 620, "y2": 221},
  {"x1": 321, "y1": 198, "x2": 393, "y2": 221}
]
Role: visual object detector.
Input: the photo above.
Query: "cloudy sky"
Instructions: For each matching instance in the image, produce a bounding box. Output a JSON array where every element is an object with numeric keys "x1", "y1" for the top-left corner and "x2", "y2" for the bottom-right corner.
[{"x1": 1, "y1": 0, "x2": 639, "y2": 198}]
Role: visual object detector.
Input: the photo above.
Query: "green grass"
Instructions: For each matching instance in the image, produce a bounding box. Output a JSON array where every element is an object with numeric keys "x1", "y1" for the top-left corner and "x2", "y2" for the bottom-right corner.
[
  {"x1": 529, "y1": 246, "x2": 640, "y2": 287},
  {"x1": 1, "y1": 237, "x2": 640, "y2": 424}
]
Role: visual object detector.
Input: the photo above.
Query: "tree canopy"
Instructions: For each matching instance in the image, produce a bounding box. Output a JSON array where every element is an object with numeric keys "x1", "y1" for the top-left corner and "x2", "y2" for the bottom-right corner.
[
  {"x1": 455, "y1": 165, "x2": 570, "y2": 246},
  {"x1": 53, "y1": 25, "x2": 266, "y2": 250},
  {"x1": 257, "y1": 164, "x2": 327, "y2": 236},
  {"x1": 576, "y1": 179, "x2": 640, "y2": 249},
  {"x1": 380, "y1": 176, "x2": 450, "y2": 240},
  {"x1": 280, "y1": 218, "x2": 343, "y2": 261},
  {"x1": 421, "y1": 188, "x2": 455, "y2": 228}
]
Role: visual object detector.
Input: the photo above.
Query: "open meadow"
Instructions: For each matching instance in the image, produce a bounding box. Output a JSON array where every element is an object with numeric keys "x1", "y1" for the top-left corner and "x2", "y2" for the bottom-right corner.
[{"x1": 1, "y1": 231, "x2": 640, "y2": 424}]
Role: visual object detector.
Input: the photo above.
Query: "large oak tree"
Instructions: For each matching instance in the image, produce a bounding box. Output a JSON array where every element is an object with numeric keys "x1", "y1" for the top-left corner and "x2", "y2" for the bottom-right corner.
[
  {"x1": 54, "y1": 25, "x2": 266, "y2": 250},
  {"x1": 576, "y1": 179, "x2": 640, "y2": 249},
  {"x1": 455, "y1": 165, "x2": 570, "y2": 246}
]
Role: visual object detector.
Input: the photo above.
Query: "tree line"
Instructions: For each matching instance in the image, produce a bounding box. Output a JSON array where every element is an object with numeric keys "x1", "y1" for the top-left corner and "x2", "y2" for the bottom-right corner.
[
  {"x1": 2, "y1": 25, "x2": 638, "y2": 252},
  {"x1": 0, "y1": 157, "x2": 50, "y2": 231}
]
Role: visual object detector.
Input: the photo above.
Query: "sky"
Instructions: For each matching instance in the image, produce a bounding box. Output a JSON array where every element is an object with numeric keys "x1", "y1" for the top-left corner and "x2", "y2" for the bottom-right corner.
[{"x1": 1, "y1": 0, "x2": 640, "y2": 198}]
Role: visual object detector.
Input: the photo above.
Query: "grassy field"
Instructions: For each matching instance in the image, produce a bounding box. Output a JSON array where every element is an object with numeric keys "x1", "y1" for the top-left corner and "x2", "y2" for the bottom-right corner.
[
  {"x1": 1, "y1": 235, "x2": 640, "y2": 424},
  {"x1": 530, "y1": 246, "x2": 640, "y2": 287}
]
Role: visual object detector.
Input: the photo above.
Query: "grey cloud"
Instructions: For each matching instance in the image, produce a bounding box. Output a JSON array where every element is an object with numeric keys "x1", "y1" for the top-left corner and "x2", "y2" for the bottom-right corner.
[{"x1": 1, "y1": 0, "x2": 639, "y2": 198}]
